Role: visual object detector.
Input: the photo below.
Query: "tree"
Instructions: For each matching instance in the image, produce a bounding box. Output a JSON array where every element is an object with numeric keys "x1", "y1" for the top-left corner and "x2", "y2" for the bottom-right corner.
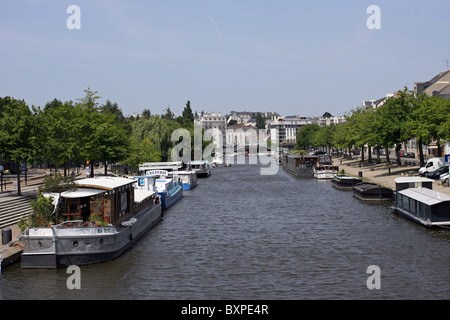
[
  {"x1": 375, "y1": 89, "x2": 413, "y2": 165},
  {"x1": 182, "y1": 100, "x2": 194, "y2": 122},
  {"x1": 0, "y1": 97, "x2": 35, "y2": 195},
  {"x1": 142, "y1": 108, "x2": 151, "y2": 119},
  {"x1": 36, "y1": 100, "x2": 84, "y2": 176},
  {"x1": 91, "y1": 113, "x2": 131, "y2": 175},
  {"x1": 162, "y1": 106, "x2": 175, "y2": 120},
  {"x1": 123, "y1": 137, "x2": 161, "y2": 173},
  {"x1": 313, "y1": 124, "x2": 336, "y2": 154},
  {"x1": 296, "y1": 123, "x2": 321, "y2": 150},
  {"x1": 256, "y1": 112, "x2": 266, "y2": 130},
  {"x1": 333, "y1": 120, "x2": 356, "y2": 158},
  {"x1": 74, "y1": 88, "x2": 130, "y2": 176}
]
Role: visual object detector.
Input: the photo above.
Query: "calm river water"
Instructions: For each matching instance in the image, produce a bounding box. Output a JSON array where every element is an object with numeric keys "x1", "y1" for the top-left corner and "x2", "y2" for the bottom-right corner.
[{"x1": 1, "y1": 161, "x2": 449, "y2": 300}]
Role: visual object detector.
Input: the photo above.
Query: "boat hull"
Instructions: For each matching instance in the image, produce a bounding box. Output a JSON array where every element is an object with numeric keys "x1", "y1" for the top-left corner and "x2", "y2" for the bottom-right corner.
[
  {"x1": 158, "y1": 185, "x2": 183, "y2": 209},
  {"x1": 282, "y1": 154, "x2": 317, "y2": 178},
  {"x1": 21, "y1": 203, "x2": 162, "y2": 268},
  {"x1": 391, "y1": 187, "x2": 450, "y2": 228},
  {"x1": 331, "y1": 176, "x2": 363, "y2": 190},
  {"x1": 182, "y1": 174, "x2": 198, "y2": 190},
  {"x1": 391, "y1": 205, "x2": 450, "y2": 228},
  {"x1": 352, "y1": 182, "x2": 393, "y2": 202}
]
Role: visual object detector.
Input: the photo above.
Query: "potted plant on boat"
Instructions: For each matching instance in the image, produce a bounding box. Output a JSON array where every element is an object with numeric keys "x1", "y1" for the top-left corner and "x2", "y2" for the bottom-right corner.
[{"x1": 90, "y1": 214, "x2": 108, "y2": 226}]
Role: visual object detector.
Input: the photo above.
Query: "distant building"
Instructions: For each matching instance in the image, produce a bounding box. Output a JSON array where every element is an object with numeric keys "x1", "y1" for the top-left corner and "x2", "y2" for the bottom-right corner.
[
  {"x1": 227, "y1": 111, "x2": 281, "y2": 125},
  {"x1": 414, "y1": 69, "x2": 450, "y2": 98},
  {"x1": 226, "y1": 124, "x2": 258, "y2": 149},
  {"x1": 198, "y1": 112, "x2": 227, "y2": 132},
  {"x1": 361, "y1": 93, "x2": 395, "y2": 111},
  {"x1": 315, "y1": 116, "x2": 346, "y2": 126},
  {"x1": 196, "y1": 112, "x2": 227, "y2": 148},
  {"x1": 268, "y1": 116, "x2": 314, "y2": 148}
]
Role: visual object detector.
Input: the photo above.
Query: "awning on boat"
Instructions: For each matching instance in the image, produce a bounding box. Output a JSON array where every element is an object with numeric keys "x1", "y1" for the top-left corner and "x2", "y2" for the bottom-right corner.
[{"x1": 60, "y1": 188, "x2": 106, "y2": 199}]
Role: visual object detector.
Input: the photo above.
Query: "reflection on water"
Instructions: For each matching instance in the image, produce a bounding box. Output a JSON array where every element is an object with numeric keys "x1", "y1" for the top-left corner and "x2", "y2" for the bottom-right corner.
[{"x1": 1, "y1": 163, "x2": 449, "y2": 299}]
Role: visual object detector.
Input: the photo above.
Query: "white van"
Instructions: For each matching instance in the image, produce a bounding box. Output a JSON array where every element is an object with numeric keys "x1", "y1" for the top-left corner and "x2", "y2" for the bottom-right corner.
[{"x1": 419, "y1": 157, "x2": 445, "y2": 176}]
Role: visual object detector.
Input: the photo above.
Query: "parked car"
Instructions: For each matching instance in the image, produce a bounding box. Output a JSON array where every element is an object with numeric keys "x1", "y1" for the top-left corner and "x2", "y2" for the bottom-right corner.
[
  {"x1": 405, "y1": 152, "x2": 415, "y2": 158},
  {"x1": 419, "y1": 157, "x2": 445, "y2": 176},
  {"x1": 440, "y1": 172, "x2": 449, "y2": 185},
  {"x1": 425, "y1": 165, "x2": 449, "y2": 179}
]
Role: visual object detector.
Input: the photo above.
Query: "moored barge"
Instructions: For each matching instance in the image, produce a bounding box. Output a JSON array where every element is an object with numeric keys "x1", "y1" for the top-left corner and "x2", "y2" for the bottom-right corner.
[
  {"x1": 391, "y1": 177, "x2": 450, "y2": 227},
  {"x1": 21, "y1": 177, "x2": 162, "y2": 268},
  {"x1": 331, "y1": 175, "x2": 362, "y2": 190},
  {"x1": 352, "y1": 182, "x2": 393, "y2": 202},
  {"x1": 282, "y1": 153, "x2": 318, "y2": 178}
]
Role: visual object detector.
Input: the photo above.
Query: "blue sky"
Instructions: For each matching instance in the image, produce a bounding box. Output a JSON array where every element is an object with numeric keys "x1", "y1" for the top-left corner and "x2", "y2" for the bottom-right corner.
[{"x1": 1, "y1": 0, "x2": 449, "y2": 117}]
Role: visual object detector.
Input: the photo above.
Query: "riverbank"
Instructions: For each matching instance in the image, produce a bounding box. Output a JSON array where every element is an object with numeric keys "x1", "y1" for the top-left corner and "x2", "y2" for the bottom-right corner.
[{"x1": 333, "y1": 156, "x2": 450, "y2": 195}]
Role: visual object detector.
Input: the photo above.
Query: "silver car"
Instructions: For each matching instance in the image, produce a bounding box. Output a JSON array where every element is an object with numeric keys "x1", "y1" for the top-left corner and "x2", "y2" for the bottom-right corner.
[{"x1": 440, "y1": 172, "x2": 449, "y2": 185}]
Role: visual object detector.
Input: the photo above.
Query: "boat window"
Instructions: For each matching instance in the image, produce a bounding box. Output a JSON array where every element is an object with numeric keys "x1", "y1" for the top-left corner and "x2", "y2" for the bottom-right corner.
[
  {"x1": 409, "y1": 199, "x2": 416, "y2": 214},
  {"x1": 402, "y1": 195, "x2": 409, "y2": 210}
]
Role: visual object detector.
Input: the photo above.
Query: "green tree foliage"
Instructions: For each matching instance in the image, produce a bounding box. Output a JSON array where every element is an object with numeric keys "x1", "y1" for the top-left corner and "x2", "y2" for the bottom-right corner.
[
  {"x1": 0, "y1": 97, "x2": 35, "y2": 195},
  {"x1": 35, "y1": 99, "x2": 83, "y2": 175},
  {"x1": 182, "y1": 100, "x2": 194, "y2": 122},
  {"x1": 75, "y1": 88, "x2": 131, "y2": 175},
  {"x1": 123, "y1": 137, "x2": 161, "y2": 173},
  {"x1": 296, "y1": 123, "x2": 321, "y2": 150},
  {"x1": 312, "y1": 124, "x2": 336, "y2": 153},
  {"x1": 256, "y1": 112, "x2": 266, "y2": 130}
]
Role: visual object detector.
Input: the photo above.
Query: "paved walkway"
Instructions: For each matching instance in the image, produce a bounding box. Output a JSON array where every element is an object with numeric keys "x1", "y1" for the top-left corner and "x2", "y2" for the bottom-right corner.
[{"x1": 333, "y1": 156, "x2": 450, "y2": 195}]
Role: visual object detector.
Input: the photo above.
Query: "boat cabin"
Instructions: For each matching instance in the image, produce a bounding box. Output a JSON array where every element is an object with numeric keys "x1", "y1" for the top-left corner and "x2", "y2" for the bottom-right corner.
[
  {"x1": 394, "y1": 177, "x2": 433, "y2": 192},
  {"x1": 394, "y1": 187, "x2": 450, "y2": 227},
  {"x1": 138, "y1": 162, "x2": 183, "y2": 175},
  {"x1": 56, "y1": 177, "x2": 157, "y2": 227}
]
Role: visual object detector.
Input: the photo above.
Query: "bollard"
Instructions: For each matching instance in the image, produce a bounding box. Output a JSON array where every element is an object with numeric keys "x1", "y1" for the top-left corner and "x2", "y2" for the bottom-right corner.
[
  {"x1": 359, "y1": 171, "x2": 363, "y2": 178},
  {"x1": 2, "y1": 228, "x2": 12, "y2": 245}
]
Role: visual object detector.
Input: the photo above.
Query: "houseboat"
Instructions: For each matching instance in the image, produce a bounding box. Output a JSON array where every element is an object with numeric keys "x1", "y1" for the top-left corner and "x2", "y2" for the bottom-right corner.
[
  {"x1": 391, "y1": 177, "x2": 450, "y2": 227},
  {"x1": 190, "y1": 160, "x2": 212, "y2": 177},
  {"x1": 282, "y1": 153, "x2": 318, "y2": 178},
  {"x1": 168, "y1": 170, "x2": 198, "y2": 191},
  {"x1": 136, "y1": 170, "x2": 183, "y2": 209},
  {"x1": 21, "y1": 176, "x2": 162, "y2": 268},
  {"x1": 331, "y1": 175, "x2": 363, "y2": 190},
  {"x1": 138, "y1": 161, "x2": 183, "y2": 173},
  {"x1": 313, "y1": 164, "x2": 339, "y2": 179},
  {"x1": 211, "y1": 156, "x2": 223, "y2": 166},
  {"x1": 139, "y1": 161, "x2": 197, "y2": 191},
  {"x1": 352, "y1": 182, "x2": 393, "y2": 202}
]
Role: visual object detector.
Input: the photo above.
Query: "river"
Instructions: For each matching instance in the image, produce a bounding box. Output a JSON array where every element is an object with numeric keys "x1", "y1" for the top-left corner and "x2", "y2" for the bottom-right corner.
[{"x1": 1, "y1": 161, "x2": 449, "y2": 300}]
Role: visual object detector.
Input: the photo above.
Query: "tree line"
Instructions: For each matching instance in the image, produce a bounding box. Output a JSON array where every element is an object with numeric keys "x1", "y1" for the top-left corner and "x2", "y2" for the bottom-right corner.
[
  {"x1": 0, "y1": 89, "x2": 207, "y2": 195},
  {"x1": 296, "y1": 89, "x2": 450, "y2": 167}
]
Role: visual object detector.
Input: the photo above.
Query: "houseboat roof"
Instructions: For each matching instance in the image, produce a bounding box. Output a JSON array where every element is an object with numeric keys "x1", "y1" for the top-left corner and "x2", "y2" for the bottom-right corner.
[
  {"x1": 394, "y1": 177, "x2": 434, "y2": 184},
  {"x1": 139, "y1": 162, "x2": 183, "y2": 171},
  {"x1": 399, "y1": 187, "x2": 450, "y2": 206},
  {"x1": 61, "y1": 188, "x2": 106, "y2": 199},
  {"x1": 76, "y1": 177, "x2": 137, "y2": 190},
  {"x1": 133, "y1": 189, "x2": 157, "y2": 204}
]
